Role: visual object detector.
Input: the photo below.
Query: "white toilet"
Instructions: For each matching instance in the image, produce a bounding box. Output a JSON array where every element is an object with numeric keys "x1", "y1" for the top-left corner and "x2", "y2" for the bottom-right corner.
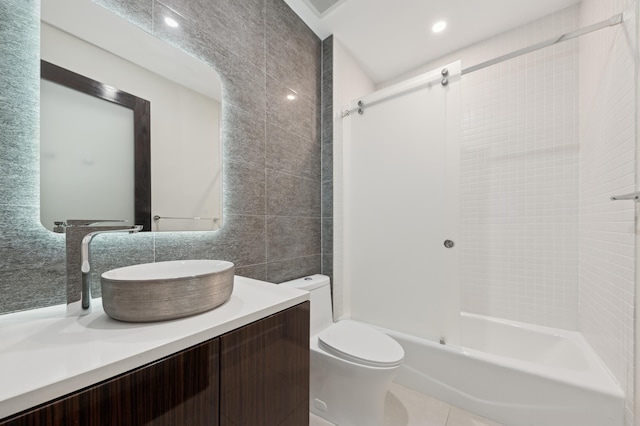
[{"x1": 282, "y1": 274, "x2": 404, "y2": 426}]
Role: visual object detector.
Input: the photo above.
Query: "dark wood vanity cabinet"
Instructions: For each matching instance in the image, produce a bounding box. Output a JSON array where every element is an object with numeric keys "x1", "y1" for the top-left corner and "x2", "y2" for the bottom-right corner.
[
  {"x1": 0, "y1": 302, "x2": 309, "y2": 426},
  {"x1": 220, "y1": 301, "x2": 310, "y2": 426}
]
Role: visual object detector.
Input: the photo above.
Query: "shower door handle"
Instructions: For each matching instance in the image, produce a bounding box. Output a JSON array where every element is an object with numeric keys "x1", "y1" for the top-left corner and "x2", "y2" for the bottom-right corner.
[{"x1": 610, "y1": 191, "x2": 640, "y2": 201}]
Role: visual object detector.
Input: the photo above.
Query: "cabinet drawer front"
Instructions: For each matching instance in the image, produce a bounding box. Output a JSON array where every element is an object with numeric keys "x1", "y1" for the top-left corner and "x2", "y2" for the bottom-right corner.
[{"x1": 1, "y1": 339, "x2": 220, "y2": 426}]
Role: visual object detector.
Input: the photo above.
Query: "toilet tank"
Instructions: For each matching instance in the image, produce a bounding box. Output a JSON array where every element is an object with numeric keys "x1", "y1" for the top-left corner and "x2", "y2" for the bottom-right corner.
[{"x1": 280, "y1": 274, "x2": 333, "y2": 336}]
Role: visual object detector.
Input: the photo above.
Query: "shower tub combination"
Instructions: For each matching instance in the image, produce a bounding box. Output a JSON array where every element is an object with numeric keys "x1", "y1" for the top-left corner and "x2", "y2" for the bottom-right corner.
[
  {"x1": 341, "y1": 12, "x2": 630, "y2": 425},
  {"x1": 369, "y1": 313, "x2": 624, "y2": 426}
]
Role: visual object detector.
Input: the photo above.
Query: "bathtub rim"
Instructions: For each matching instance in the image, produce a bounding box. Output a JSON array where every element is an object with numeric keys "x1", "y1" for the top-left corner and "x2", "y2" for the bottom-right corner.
[{"x1": 345, "y1": 314, "x2": 624, "y2": 400}]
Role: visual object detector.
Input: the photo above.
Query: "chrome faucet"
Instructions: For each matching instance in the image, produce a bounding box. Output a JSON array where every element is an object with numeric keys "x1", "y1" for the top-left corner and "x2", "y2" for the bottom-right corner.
[
  {"x1": 55, "y1": 220, "x2": 143, "y2": 315},
  {"x1": 80, "y1": 225, "x2": 143, "y2": 310}
]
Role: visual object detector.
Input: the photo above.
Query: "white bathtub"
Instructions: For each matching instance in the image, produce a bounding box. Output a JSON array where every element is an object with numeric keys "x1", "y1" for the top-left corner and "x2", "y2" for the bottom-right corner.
[{"x1": 360, "y1": 313, "x2": 625, "y2": 426}]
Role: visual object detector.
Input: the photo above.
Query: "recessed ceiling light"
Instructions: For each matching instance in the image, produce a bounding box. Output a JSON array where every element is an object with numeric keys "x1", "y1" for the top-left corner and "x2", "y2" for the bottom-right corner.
[
  {"x1": 287, "y1": 94, "x2": 297, "y2": 101},
  {"x1": 432, "y1": 20, "x2": 447, "y2": 33},
  {"x1": 164, "y1": 16, "x2": 179, "y2": 28}
]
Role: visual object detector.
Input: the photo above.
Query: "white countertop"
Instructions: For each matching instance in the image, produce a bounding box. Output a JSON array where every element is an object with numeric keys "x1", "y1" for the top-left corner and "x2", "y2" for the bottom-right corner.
[{"x1": 0, "y1": 276, "x2": 309, "y2": 420}]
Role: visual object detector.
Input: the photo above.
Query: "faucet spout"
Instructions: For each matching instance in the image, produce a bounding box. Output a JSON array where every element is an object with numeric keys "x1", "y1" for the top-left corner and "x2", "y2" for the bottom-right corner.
[
  {"x1": 62, "y1": 219, "x2": 144, "y2": 316},
  {"x1": 80, "y1": 225, "x2": 143, "y2": 310}
]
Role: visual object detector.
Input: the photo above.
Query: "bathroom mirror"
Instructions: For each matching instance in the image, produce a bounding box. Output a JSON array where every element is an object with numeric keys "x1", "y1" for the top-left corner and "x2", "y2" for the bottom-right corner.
[{"x1": 40, "y1": 0, "x2": 223, "y2": 232}]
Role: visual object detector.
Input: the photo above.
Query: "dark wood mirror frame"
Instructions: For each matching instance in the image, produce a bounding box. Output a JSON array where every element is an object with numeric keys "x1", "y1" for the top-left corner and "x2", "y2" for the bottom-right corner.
[{"x1": 40, "y1": 60, "x2": 152, "y2": 231}]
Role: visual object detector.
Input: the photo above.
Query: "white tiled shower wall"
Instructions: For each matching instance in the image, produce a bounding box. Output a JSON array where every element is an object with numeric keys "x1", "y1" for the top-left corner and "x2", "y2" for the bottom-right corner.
[
  {"x1": 578, "y1": 0, "x2": 636, "y2": 424},
  {"x1": 381, "y1": 3, "x2": 637, "y2": 423},
  {"x1": 458, "y1": 9, "x2": 581, "y2": 330}
]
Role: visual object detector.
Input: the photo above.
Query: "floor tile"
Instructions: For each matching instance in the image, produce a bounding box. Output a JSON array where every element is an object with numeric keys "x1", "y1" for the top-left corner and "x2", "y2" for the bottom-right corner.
[
  {"x1": 310, "y1": 413, "x2": 335, "y2": 425},
  {"x1": 446, "y1": 406, "x2": 504, "y2": 426},
  {"x1": 385, "y1": 383, "x2": 450, "y2": 426},
  {"x1": 308, "y1": 384, "x2": 504, "y2": 426}
]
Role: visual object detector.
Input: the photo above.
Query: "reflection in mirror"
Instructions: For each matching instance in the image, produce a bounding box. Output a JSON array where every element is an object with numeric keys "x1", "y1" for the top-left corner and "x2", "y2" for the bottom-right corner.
[
  {"x1": 40, "y1": 0, "x2": 223, "y2": 232},
  {"x1": 41, "y1": 60, "x2": 152, "y2": 231}
]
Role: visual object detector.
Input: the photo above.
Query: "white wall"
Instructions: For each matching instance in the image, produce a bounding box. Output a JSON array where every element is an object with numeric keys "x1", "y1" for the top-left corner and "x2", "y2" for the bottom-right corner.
[
  {"x1": 578, "y1": 1, "x2": 637, "y2": 424},
  {"x1": 41, "y1": 23, "x2": 222, "y2": 232},
  {"x1": 40, "y1": 78, "x2": 135, "y2": 229},
  {"x1": 332, "y1": 39, "x2": 375, "y2": 319}
]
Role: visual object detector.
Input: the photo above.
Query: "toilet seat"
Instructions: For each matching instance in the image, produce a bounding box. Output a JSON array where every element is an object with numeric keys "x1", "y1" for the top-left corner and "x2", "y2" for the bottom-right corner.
[{"x1": 318, "y1": 321, "x2": 404, "y2": 368}]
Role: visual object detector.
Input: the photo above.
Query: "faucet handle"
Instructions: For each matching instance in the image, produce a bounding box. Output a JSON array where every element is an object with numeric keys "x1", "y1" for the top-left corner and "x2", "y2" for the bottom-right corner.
[{"x1": 66, "y1": 219, "x2": 129, "y2": 227}]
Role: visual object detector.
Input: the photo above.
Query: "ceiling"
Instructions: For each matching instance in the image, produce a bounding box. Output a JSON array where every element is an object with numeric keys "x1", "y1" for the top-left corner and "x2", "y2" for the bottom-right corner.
[{"x1": 285, "y1": 0, "x2": 582, "y2": 84}]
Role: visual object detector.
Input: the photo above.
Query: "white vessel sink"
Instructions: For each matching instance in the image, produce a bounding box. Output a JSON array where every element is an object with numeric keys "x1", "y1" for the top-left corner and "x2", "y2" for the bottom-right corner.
[{"x1": 100, "y1": 260, "x2": 234, "y2": 322}]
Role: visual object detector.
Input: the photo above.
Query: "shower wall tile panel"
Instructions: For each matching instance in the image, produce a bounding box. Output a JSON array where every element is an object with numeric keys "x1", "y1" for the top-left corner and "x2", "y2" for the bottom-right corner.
[
  {"x1": 266, "y1": 216, "x2": 321, "y2": 262},
  {"x1": 222, "y1": 103, "x2": 266, "y2": 168},
  {"x1": 321, "y1": 36, "x2": 333, "y2": 288},
  {"x1": 578, "y1": 0, "x2": 636, "y2": 424},
  {"x1": 234, "y1": 263, "x2": 268, "y2": 282},
  {"x1": 266, "y1": 75, "x2": 319, "y2": 143},
  {"x1": 267, "y1": 254, "x2": 321, "y2": 284},
  {"x1": 92, "y1": 0, "x2": 153, "y2": 33},
  {"x1": 266, "y1": 123, "x2": 321, "y2": 181},
  {"x1": 266, "y1": 170, "x2": 321, "y2": 217},
  {"x1": 390, "y1": 6, "x2": 582, "y2": 330},
  {"x1": 0, "y1": 205, "x2": 66, "y2": 312},
  {"x1": 224, "y1": 160, "x2": 268, "y2": 216},
  {"x1": 266, "y1": 0, "x2": 320, "y2": 100},
  {"x1": 0, "y1": 0, "x2": 39, "y2": 208},
  {"x1": 0, "y1": 0, "x2": 322, "y2": 314}
]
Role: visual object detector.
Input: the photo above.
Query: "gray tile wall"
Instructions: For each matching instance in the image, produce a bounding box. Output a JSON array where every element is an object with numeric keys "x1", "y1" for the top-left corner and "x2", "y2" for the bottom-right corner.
[
  {"x1": 321, "y1": 36, "x2": 333, "y2": 282},
  {"x1": 0, "y1": 0, "x2": 322, "y2": 314}
]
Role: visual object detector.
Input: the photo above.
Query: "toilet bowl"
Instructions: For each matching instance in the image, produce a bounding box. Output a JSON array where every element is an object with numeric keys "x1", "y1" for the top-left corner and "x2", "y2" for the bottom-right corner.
[{"x1": 282, "y1": 274, "x2": 404, "y2": 426}]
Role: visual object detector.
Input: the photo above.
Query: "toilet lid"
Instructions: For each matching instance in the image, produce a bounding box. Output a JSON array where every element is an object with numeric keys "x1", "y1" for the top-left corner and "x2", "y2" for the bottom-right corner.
[{"x1": 318, "y1": 321, "x2": 404, "y2": 368}]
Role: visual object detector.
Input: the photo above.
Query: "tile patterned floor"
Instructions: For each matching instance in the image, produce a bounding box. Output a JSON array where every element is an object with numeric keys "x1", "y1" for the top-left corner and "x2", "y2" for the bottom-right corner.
[{"x1": 309, "y1": 383, "x2": 504, "y2": 426}]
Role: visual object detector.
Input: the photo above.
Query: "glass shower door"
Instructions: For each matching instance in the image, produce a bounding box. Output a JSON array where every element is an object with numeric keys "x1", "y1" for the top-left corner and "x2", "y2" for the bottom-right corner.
[{"x1": 344, "y1": 61, "x2": 462, "y2": 346}]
